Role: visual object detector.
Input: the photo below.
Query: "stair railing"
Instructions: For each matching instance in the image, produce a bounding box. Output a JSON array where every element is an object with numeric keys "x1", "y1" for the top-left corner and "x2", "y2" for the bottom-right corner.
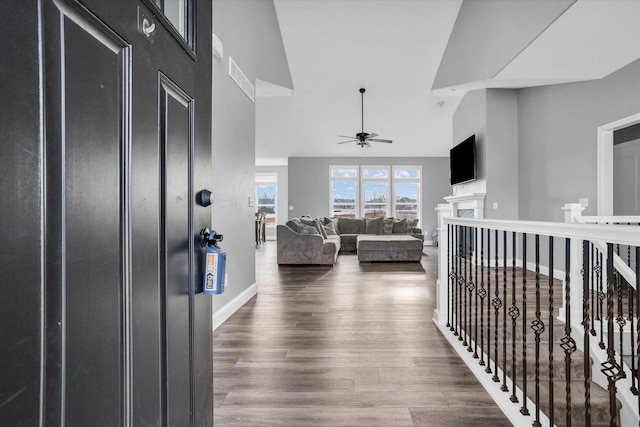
[{"x1": 434, "y1": 212, "x2": 640, "y2": 426}]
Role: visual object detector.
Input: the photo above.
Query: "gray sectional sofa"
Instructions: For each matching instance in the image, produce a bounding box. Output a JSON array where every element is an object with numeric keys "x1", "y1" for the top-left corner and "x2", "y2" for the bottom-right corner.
[{"x1": 276, "y1": 216, "x2": 424, "y2": 265}]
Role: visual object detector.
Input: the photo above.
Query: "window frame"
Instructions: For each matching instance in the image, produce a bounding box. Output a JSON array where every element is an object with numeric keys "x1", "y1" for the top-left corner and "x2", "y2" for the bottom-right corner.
[
  {"x1": 360, "y1": 165, "x2": 390, "y2": 218},
  {"x1": 255, "y1": 173, "x2": 278, "y2": 227},
  {"x1": 391, "y1": 165, "x2": 422, "y2": 225},
  {"x1": 329, "y1": 165, "x2": 359, "y2": 218}
]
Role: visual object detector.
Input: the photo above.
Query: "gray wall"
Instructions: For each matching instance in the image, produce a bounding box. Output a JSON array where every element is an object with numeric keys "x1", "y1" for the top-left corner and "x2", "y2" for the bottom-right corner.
[
  {"x1": 517, "y1": 58, "x2": 640, "y2": 221},
  {"x1": 256, "y1": 165, "x2": 288, "y2": 240},
  {"x1": 486, "y1": 89, "x2": 519, "y2": 220},
  {"x1": 433, "y1": 0, "x2": 574, "y2": 90},
  {"x1": 288, "y1": 157, "x2": 450, "y2": 238},
  {"x1": 212, "y1": 0, "x2": 292, "y2": 310},
  {"x1": 452, "y1": 89, "x2": 487, "y2": 196}
]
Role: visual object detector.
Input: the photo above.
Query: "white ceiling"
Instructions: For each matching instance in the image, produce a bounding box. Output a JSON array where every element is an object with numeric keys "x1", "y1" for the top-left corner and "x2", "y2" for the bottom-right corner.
[{"x1": 256, "y1": 0, "x2": 640, "y2": 164}]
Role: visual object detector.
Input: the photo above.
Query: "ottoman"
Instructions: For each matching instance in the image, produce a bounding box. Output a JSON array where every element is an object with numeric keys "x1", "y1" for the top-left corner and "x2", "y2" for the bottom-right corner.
[{"x1": 356, "y1": 235, "x2": 423, "y2": 262}]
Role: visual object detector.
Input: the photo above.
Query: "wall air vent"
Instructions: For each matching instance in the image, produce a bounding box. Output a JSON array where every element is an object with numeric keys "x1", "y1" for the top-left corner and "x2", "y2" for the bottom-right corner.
[{"x1": 228, "y1": 57, "x2": 254, "y2": 103}]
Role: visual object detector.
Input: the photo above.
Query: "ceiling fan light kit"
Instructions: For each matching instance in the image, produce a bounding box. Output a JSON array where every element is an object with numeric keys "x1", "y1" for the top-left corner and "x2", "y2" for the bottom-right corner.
[{"x1": 338, "y1": 87, "x2": 393, "y2": 148}]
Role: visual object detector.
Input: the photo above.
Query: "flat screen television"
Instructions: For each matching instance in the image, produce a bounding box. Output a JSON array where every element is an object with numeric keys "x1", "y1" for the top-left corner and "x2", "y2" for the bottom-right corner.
[{"x1": 450, "y1": 134, "x2": 476, "y2": 185}]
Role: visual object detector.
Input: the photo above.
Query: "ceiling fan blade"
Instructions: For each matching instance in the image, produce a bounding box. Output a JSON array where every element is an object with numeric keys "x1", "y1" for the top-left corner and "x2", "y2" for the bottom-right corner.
[
  {"x1": 366, "y1": 133, "x2": 379, "y2": 139},
  {"x1": 338, "y1": 135, "x2": 355, "y2": 139},
  {"x1": 368, "y1": 138, "x2": 393, "y2": 143},
  {"x1": 337, "y1": 139, "x2": 358, "y2": 144}
]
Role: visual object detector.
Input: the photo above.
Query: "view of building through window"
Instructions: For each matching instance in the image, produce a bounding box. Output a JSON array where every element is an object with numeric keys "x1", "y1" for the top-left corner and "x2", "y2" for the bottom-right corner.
[
  {"x1": 256, "y1": 173, "x2": 277, "y2": 226},
  {"x1": 330, "y1": 165, "x2": 421, "y2": 221}
]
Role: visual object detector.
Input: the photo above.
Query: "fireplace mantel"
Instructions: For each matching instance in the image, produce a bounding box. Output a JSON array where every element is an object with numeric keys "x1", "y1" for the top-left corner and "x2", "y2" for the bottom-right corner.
[{"x1": 443, "y1": 192, "x2": 486, "y2": 219}]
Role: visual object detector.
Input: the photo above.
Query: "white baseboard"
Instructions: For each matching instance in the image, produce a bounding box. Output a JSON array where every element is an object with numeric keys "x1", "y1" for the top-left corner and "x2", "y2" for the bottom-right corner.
[
  {"x1": 423, "y1": 240, "x2": 434, "y2": 247},
  {"x1": 213, "y1": 282, "x2": 257, "y2": 330}
]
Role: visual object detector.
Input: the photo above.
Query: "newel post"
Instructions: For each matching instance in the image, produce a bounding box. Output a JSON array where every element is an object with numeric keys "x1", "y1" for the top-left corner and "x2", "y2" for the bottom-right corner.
[
  {"x1": 434, "y1": 203, "x2": 453, "y2": 324},
  {"x1": 561, "y1": 203, "x2": 586, "y2": 335}
]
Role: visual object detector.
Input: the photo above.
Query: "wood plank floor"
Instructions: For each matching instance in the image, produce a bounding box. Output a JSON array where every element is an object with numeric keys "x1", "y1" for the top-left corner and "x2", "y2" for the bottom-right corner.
[{"x1": 213, "y1": 243, "x2": 512, "y2": 426}]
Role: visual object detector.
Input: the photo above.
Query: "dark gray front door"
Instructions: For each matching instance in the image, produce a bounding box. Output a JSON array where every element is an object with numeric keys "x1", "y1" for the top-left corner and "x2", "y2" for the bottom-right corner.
[{"x1": 0, "y1": 0, "x2": 212, "y2": 425}]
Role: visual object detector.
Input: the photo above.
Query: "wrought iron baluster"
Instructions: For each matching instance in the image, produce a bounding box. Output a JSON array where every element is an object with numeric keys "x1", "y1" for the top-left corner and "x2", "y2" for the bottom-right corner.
[
  {"x1": 616, "y1": 268, "x2": 626, "y2": 379},
  {"x1": 447, "y1": 224, "x2": 451, "y2": 329},
  {"x1": 465, "y1": 227, "x2": 477, "y2": 353},
  {"x1": 486, "y1": 228, "x2": 492, "y2": 375},
  {"x1": 502, "y1": 231, "x2": 508, "y2": 392},
  {"x1": 598, "y1": 250, "x2": 605, "y2": 349},
  {"x1": 631, "y1": 269, "x2": 637, "y2": 395},
  {"x1": 458, "y1": 225, "x2": 464, "y2": 341},
  {"x1": 583, "y1": 240, "x2": 592, "y2": 427},
  {"x1": 591, "y1": 243, "x2": 596, "y2": 336},
  {"x1": 602, "y1": 243, "x2": 622, "y2": 427},
  {"x1": 636, "y1": 247, "x2": 640, "y2": 412},
  {"x1": 561, "y1": 238, "x2": 576, "y2": 427},
  {"x1": 454, "y1": 225, "x2": 459, "y2": 337},
  {"x1": 463, "y1": 226, "x2": 468, "y2": 347},
  {"x1": 548, "y1": 236, "x2": 555, "y2": 427},
  {"x1": 473, "y1": 227, "x2": 479, "y2": 359},
  {"x1": 479, "y1": 228, "x2": 486, "y2": 367},
  {"x1": 509, "y1": 231, "x2": 519, "y2": 402},
  {"x1": 520, "y1": 233, "x2": 530, "y2": 416},
  {"x1": 492, "y1": 229, "x2": 501, "y2": 383},
  {"x1": 531, "y1": 234, "x2": 544, "y2": 427}
]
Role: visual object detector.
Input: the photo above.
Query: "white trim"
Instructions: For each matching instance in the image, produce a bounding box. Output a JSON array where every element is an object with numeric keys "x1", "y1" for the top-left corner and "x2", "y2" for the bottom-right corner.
[
  {"x1": 597, "y1": 113, "x2": 640, "y2": 215},
  {"x1": 212, "y1": 283, "x2": 257, "y2": 330},
  {"x1": 445, "y1": 217, "x2": 640, "y2": 246}
]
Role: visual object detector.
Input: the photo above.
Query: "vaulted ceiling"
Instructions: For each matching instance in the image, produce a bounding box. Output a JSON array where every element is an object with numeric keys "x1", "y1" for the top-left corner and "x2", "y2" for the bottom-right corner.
[{"x1": 255, "y1": 0, "x2": 640, "y2": 164}]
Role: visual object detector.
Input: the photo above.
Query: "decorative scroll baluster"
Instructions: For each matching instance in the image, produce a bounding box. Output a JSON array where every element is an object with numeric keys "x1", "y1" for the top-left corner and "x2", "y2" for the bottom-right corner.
[
  {"x1": 616, "y1": 270, "x2": 626, "y2": 379},
  {"x1": 474, "y1": 227, "x2": 479, "y2": 359},
  {"x1": 602, "y1": 243, "x2": 622, "y2": 427},
  {"x1": 548, "y1": 236, "x2": 555, "y2": 427},
  {"x1": 467, "y1": 227, "x2": 474, "y2": 353},
  {"x1": 486, "y1": 229, "x2": 492, "y2": 375},
  {"x1": 502, "y1": 231, "x2": 508, "y2": 393},
  {"x1": 454, "y1": 225, "x2": 460, "y2": 337},
  {"x1": 447, "y1": 224, "x2": 451, "y2": 329},
  {"x1": 598, "y1": 250, "x2": 605, "y2": 349},
  {"x1": 521, "y1": 233, "x2": 530, "y2": 416},
  {"x1": 531, "y1": 234, "x2": 544, "y2": 427},
  {"x1": 492, "y1": 229, "x2": 501, "y2": 383},
  {"x1": 452, "y1": 225, "x2": 457, "y2": 334},
  {"x1": 631, "y1": 271, "x2": 637, "y2": 395},
  {"x1": 463, "y1": 226, "x2": 468, "y2": 347},
  {"x1": 479, "y1": 228, "x2": 486, "y2": 366},
  {"x1": 583, "y1": 240, "x2": 592, "y2": 427},
  {"x1": 458, "y1": 226, "x2": 464, "y2": 342},
  {"x1": 636, "y1": 247, "x2": 640, "y2": 412},
  {"x1": 509, "y1": 231, "x2": 519, "y2": 403},
  {"x1": 591, "y1": 243, "x2": 597, "y2": 336},
  {"x1": 561, "y1": 238, "x2": 576, "y2": 427}
]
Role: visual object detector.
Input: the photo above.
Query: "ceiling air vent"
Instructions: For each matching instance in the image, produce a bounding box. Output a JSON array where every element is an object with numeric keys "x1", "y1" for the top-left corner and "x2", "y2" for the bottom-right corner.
[{"x1": 228, "y1": 57, "x2": 254, "y2": 103}]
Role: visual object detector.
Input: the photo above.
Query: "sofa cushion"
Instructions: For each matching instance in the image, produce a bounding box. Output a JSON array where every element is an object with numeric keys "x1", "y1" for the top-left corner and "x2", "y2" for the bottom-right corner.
[
  {"x1": 365, "y1": 217, "x2": 383, "y2": 234},
  {"x1": 323, "y1": 222, "x2": 338, "y2": 235},
  {"x1": 323, "y1": 217, "x2": 340, "y2": 234},
  {"x1": 298, "y1": 223, "x2": 319, "y2": 235},
  {"x1": 285, "y1": 218, "x2": 302, "y2": 233},
  {"x1": 338, "y1": 217, "x2": 365, "y2": 234},
  {"x1": 381, "y1": 217, "x2": 395, "y2": 234},
  {"x1": 299, "y1": 217, "x2": 326, "y2": 238},
  {"x1": 406, "y1": 218, "x2": 419, "y2": 233},
  {"x1": 392, "y1": 218, "x2": 407, "y2": 234}
]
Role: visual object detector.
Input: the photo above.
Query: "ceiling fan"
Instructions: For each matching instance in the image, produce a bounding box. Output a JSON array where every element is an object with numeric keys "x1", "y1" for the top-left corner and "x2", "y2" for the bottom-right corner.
[{"x1": 338, "y1": 88, "x2": 393, "y2": 148}]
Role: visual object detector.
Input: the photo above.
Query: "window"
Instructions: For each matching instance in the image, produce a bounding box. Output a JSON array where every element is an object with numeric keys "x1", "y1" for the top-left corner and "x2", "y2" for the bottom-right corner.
[
  {"x1": 393, "y1": 166, "x2": 421, "y2": 221},
  {"x1": 330, "y1": 167, "x2": 358, "y2": 218},
  {"x1": 256, "y1": 174, "x2": 277, "y2": 226},
  {"x1": 329, "y1": 165, "x2": 421, "y2": 223},
  {"x1": 361, "y1": 166, "x2": 390, "y2": 218}
]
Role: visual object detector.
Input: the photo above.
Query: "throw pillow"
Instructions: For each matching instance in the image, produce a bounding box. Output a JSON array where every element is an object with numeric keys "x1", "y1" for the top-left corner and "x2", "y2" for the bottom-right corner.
[
  {"x1": 323, "y1": 222, "x2": 337, "y2": 235},
  {"x1": 298, "y1": 223, "x2": 319, "y2": 235},
  {"x1": 323, "y1": 217, "x2": 340, "y2": 234},
  {"x1": 338, "y1": 217, "x2": 358, "y2": 234},
  {"x1": 299, "y1": 217, "x2": 320, "y2": 232},
  {"x1": 381, "y1": 217, "x2": 394, "y2": 234},
  {"x1": 365, "y1": 217, "x2": 383, "y2": 234},
  {"x1": 285, "y1": 218, "x2": 302, "y2": 233},
  {"x1": 392, "y1": 217, "x2": 407, "y2": 234},
  {"x1": 406, "y1": 218, "x2": 419, "y2": 233},
  {"x1": 315, "y1": 218, "x2": 328, "y2": 238}
]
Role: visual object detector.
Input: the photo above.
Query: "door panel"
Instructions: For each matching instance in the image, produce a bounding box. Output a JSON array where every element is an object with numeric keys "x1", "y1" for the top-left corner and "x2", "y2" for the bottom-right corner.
[
  {"x1": 614, "y1": 139, "x2": 640, "y2": 215},
  {"x1": 63, "y1": 17, "x2": 125, "y2": 426},
  {"x1": 160, "y1": 76, "x2": 194, "y2": 426}
]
